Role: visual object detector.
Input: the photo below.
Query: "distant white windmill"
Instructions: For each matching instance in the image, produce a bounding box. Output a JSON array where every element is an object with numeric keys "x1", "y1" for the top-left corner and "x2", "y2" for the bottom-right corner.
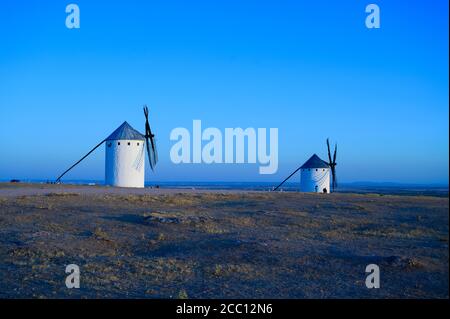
[
  {"x1": 273, "y1": 138, "x2": 337, "y2": 193},
  {"x1": 299, "y1": 154, "x2": 331, "y2": 193},
  {"x1": 55, "y1": 106, "x2": 158, "y2": 188}
]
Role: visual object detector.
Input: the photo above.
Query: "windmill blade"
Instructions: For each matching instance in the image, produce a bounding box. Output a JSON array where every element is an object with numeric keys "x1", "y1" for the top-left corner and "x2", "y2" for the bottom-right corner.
[
  {"x1": 331, "y1": 167, "x2": 337, "y2": 189},
  {"x1": 146, "y1": 117, "x2": 157, "y2": 168},
  {"x1": 144, "y1": 133, "x2": 154, "y2": 170},
  {"x1": 143, "y1": 105, "x2": 158, "y2": 171},
  {"x1": 144, "y1": 110, "x2": 155, "y2": 170},
  {"x1": 326, "y1": 138, "x2": 332, "y2": 164},
  {"x1": 326, "y1": 138, "x2": 338, "y2": 191},
  {"x1": 150, "y1": 134, "x2": 158, "y2": 163},
  {"x1": 148, "y1": 136, "x2": 157, "y2": 170},
  {"x1": 332, "y1": 142, "x2": 337, "y2": 189},
  {"x1": 333, "y1": 143, "x2": 337, "y2": 164}
]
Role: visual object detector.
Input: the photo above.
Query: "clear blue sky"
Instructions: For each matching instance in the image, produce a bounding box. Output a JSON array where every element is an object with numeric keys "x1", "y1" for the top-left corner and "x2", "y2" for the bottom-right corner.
[{"x1": 0, "y1": 0, "x2": 448, "y2": 184}]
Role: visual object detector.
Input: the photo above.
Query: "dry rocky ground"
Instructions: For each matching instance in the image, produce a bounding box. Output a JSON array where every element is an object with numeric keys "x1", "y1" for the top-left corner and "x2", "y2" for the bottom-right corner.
[{"x1": 0, "y1": 183, "x2": 448, "y2": 298}]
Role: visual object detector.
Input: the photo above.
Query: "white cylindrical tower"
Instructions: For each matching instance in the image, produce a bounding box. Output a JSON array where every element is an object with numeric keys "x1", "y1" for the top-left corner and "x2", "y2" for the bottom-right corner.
[
  {"x1": 299, "y1": 154, "x2": 331, "y2": 193},
  {"x1": 105, "y1": 122, "x2": 145, "y2": 188}
]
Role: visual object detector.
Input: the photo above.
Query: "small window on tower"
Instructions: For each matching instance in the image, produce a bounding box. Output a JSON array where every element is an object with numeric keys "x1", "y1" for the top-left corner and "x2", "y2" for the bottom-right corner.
[
  {"x1": 118, "y1": 142, "x2": 120, "y2": 145},
  {"x1": 315, "y1": 169, "x2": 318, "y2": 171},
  {"x1": 137, "y1": 142, "x2": 140, "y2": 146},
  {"x1": 128, "y1": 142, "x2": 131, "y2": 146},
  {"x1": 323, "y1": 169, "x2": 325, "y2": 171}
]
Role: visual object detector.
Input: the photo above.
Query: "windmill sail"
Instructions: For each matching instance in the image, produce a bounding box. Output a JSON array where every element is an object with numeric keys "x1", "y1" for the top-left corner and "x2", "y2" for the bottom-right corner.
[
  {"x1": 143, "y1": 105, "x2": 158, "y2": 171},
  {"x1": 326, "y1": 138, "x2": 337, "y2": 191}
]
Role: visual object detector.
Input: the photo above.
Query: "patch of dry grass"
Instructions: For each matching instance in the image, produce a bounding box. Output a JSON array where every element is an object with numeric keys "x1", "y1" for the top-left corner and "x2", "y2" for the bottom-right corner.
[
  {"x1": 178, "y1": 289, "x2": 189, "y2": 299},
  {"x1": 93, "y1": 227, "x2": 111, "y2": 241},
  {"x1": 9, "y1": 246, "x2": 65, "y2": 262},
  {"x1": 355, "y1": 226, "x2": 440, "y2": 239},
  {"x1": 210, "y1": 263, "x2": 263, "y2": 279},
  {"x1": 131, "y1": 257, "x2": 196, "y2": 284},
  {"x1": 45, "y1": 192, "x2": 80, "y2": 198},
  {"x1": 44, "y1": 222, "x2": 68, "y2": 233},
  {"x1": 195, "y1": 220, "x2": 227, "y2": 234}
]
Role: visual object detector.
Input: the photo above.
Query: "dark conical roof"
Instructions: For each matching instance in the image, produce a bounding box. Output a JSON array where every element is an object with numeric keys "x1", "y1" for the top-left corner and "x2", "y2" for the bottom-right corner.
[
  {"x1": 106, "y1": 121, "x2": 145, "y2": 141},
  {"x1": 300, "y1": 154, "x2": 330, "y2": 169}
]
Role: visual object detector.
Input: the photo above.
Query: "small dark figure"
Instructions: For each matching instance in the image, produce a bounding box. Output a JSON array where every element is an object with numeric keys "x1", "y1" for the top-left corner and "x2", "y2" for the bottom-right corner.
[{"x1": 323, "y1": 188, "x2": 328, "y2": 193}]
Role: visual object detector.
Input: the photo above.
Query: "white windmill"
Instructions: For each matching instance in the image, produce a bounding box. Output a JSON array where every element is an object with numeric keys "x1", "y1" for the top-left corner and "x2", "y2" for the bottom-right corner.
[
  {"x1": 55, "y1": 106, "x2": 158, "y2": 188},
  {"x1": 299, "y1": 154, "x2": 331, "y2": 193},
  {"x1": 273, "y1": 138, "x2": 337, "y2": 193}
]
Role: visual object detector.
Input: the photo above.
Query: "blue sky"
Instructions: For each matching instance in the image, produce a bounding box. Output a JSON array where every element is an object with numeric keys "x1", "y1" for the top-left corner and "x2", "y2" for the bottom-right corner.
[{"x1": 0, "y1": 0, "x2": 448, "y2": 184}]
